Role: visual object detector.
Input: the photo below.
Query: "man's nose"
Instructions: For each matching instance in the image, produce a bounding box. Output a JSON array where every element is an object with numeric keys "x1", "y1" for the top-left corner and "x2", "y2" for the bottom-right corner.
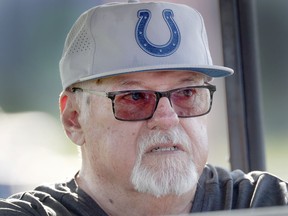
[{"x1": 147, "y1": 97, "x2": 179, "y2": 130}]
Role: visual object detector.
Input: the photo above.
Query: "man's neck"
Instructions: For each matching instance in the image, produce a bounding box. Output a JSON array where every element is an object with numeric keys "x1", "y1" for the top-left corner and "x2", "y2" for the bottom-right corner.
[{"x1": 76, "y1": 173, "x2": 196, "y2": 216}]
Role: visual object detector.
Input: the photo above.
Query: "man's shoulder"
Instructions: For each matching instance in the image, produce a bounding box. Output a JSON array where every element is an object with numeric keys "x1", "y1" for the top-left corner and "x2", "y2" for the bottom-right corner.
[
  {"x1": 192, "y1": 164, "x2": 288, "y2": 212},
  {"x1": 0, "y1": 178, "x2": 76, "y2": 215},
  {"x1": 0, "y1": 177, "x2": 106, "y2": 216},
  {"x1": 203, "y1": 164, "x2": 287, "y2": 187}
]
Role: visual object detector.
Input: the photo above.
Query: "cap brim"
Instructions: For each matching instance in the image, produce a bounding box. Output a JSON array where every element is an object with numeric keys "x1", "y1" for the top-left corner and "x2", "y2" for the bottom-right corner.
[{"x1": 77, "y1": 65, "x2": 234, "y2": 83}]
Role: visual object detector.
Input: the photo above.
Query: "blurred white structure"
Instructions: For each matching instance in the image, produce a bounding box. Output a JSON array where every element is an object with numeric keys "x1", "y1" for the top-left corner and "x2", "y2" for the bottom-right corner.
[{"x1": 0, "y1": 109, "x2": 80, "y2": 197}]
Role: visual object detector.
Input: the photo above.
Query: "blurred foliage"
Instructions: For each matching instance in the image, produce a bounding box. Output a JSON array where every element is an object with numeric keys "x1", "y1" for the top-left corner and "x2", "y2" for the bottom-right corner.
[
  {"x1": 256, "y1": 0, "x2": 288, "y2": 179},
  {"x1": 256, "y1": 0, "x2": 288, "y2": 135},
  {"x1": 0, "y1": 0, "x2": 105, "y2": 116}
]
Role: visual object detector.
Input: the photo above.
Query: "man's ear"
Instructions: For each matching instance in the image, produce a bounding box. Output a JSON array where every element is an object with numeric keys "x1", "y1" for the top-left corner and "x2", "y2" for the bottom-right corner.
[{"x1": 59, "y1": 91, "x2": 85, "y2": 146}]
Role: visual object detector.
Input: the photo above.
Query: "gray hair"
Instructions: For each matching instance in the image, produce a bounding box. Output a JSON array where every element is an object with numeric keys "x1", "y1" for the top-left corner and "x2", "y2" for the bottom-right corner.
[{"x1": 68, "y1": 80, "x2": 97, "y2": 124}]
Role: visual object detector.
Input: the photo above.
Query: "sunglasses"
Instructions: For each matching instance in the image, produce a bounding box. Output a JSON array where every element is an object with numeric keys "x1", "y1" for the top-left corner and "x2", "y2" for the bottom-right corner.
[{"x1": 71, "y1": 83, "x2": 216, "y2": 121}]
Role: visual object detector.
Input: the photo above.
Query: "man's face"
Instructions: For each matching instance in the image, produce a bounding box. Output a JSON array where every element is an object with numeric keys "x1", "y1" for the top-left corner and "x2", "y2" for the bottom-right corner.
[{"x1": 79, "y1": 71, "x2": 209, "y2": 197}]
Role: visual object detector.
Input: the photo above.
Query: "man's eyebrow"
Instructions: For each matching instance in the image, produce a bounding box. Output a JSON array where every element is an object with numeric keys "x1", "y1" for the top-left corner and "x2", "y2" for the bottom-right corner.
[
  {"x1": 118, "y1": 79, "x2": 144, "y2": 88},
  {"x1": 105, "y1": 74, "x2": 205, "y2": 89},
  {"x1": 178, "y1": 77, "x2": 204, "y2": 85}
]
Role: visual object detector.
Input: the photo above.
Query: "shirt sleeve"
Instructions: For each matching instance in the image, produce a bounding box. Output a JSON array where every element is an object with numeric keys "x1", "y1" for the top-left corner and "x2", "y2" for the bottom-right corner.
[
  {"x1": 0, "y1": 192, "x2": 48, "y2": 216},
  {"x1": 0, "y1": 179, "x2": 109, "y2": 216},
  {"x1": 0, "y1": 191, "x2": 72, "y2": 216}
]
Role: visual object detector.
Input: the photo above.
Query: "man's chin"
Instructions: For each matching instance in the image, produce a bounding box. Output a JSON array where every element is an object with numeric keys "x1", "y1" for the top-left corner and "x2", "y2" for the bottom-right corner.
[{"x1": 131, "y1": 156, "x2": 198, "y2": 197}]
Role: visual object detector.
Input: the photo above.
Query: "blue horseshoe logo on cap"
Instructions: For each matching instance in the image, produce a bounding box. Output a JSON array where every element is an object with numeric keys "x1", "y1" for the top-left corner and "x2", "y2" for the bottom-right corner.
[{"x1": 135, "y1": 9, "x2": 181, "y2": 57}]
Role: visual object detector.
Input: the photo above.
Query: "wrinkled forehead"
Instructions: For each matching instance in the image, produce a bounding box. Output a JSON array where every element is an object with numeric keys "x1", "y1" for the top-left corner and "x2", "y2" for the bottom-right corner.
[{"x1": 87, "y1": 70, "x2": 207, "y2": 88}]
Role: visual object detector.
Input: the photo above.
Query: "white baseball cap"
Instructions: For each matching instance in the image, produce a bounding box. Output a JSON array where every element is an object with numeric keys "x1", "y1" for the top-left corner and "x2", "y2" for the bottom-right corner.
[{"x1": 60, "y1": 0, "x2": 233, "y2": 89}]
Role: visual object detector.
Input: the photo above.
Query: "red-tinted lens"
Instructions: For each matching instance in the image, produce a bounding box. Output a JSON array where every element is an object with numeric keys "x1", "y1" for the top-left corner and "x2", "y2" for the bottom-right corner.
[
  {"x1": 170, "y1": 87, "x2": 210, "y2": 117},
  {"x1": 113, "y1": 91, "x2": 157, "y2": 121}
]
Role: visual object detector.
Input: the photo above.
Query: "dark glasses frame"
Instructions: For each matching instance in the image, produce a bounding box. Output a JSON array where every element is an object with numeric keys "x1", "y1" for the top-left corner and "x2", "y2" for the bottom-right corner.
[{"x1": 71, "y1": 83, "x2": 216, "y2": 121}]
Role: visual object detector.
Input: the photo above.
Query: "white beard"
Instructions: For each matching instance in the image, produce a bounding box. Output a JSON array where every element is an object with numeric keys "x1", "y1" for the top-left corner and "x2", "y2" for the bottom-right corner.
[{"x1": 131, "y1": 127, "x2": 198, "y2": 197}]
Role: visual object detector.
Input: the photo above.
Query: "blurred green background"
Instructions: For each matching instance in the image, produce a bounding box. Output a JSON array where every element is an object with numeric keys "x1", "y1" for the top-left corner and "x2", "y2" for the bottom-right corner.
[
  {"x1": 257, "y1": 0, "x2": 288, "y2": 180},
  {"x1": 0, "y1": 0, "x2": 102, "y2": 116}
]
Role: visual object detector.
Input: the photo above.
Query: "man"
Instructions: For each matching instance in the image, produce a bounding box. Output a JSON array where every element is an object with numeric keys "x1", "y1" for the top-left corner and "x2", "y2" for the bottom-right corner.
[{"x1": 0, "y1": 0, "x2": 287, "y2": 215}]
